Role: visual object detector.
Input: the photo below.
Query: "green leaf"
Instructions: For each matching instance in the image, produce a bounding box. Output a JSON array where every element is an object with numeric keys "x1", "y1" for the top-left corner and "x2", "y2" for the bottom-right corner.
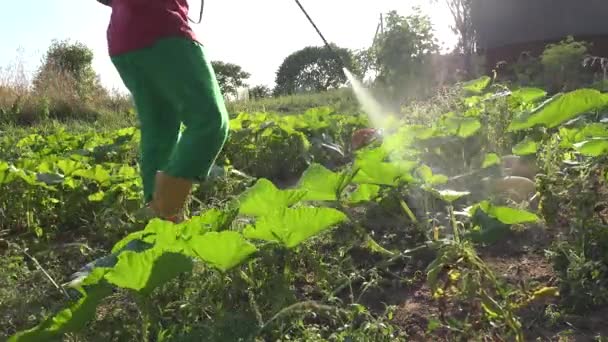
[
  {"x1": 463, "y1": 76, "x2": 491, "y2": 94},
  {"x1": 297, "y1": 163, "x2": 348, "y2": 201},
  {"x1": 36, "y1": 161, "x2": 53, "y2": 174},
  {"x1": 573, "y1": 139, "x2": 608, "y2": 156},
  {"x1": 482, "y1": 153, "x2": 501, "y2": 168},
  {"x1": 510, "y1": 88, "x2": 547, "y2": 104},
  {"x1": 187, "y1": 231, "x2": 257, "y2": 271},
  {"x1": 180, "y1": 209, "x2": 236, "y2": 237},
  {"x1": 87, "y1": 191, "x2": 105, "y2": 202},
  {"x1": 428, "y1": 188, "x2": 470, "y2": 203},
  {"x1": 474, "y1": 201, "x2": 539, "y2": 224},
  {"x1": 8, "y1": 273, "x2": 112, "y2": 342},
  {"x1": 354, "y1": 147, "x2": 388, "y2": 163},
  {"x1": 104, "y1": 248, "x2": 193, "y2": 295},
  {"x1": 438, "y1": 114, "x2": 481, "y2": 138},
  {"x1": 509, "y1": 89, "x2": 608, "y2": 131},
  {"x1": 416, "y1": 165, "x2": 448, "y2": 185},
  {"x1": 466, "y1": 209, "x2": 511, "y2": 244},
  {"x1": 381, "y1": 126, "x2": 417, "y2": 152},
  {"x1": 457, "y1": 117, "x2": 482, "y2": 138},
  {"x1": 347, "y1": 184, "x2": 381, "y2": 204},
  {"x1": 0, "y1": 161, "x2": 16, "y2": 184},
  {"x1": 243, "y1": 207, "x2": 347, "y2": 248},
  {"x1": 111, "y1": 219, "x2": 177, "y2": 254},
  {"x1": 353, "y1": 160, "x2": 417, "y2": 186},
  {"x1": 56, "y1": 159, "x2": 85, "y2": 176},
  {"x1": 73, "y1": 165, "x2": 112, "y2": 186},
  {"x1": 558, "y1": 123, "x2": 608, "y2": 148},
  {"x1": 512, "y1": 138, "x2": 539, "y2": 156},
  {"x1": 117, "y1": 165, "x2": 137, "y2": 178},
  {"x1": 238, "y1": 179, "x2": 307, "y2": 216}
]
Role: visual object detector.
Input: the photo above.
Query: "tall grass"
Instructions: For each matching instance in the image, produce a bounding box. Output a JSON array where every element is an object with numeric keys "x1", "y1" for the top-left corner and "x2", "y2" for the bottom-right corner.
[{"x1": 0, "y1": 53, "x2": 134, "y2": 128}]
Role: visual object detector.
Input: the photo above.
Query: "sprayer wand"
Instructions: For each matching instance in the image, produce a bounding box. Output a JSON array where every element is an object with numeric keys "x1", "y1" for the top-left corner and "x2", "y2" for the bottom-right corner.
[{"x1": 293, "y1": 0, "x2": 346, "y2": 69}]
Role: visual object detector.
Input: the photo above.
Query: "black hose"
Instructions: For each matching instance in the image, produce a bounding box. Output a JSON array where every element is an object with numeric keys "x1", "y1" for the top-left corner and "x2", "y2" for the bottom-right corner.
[{"x1": 189, "y1": 0, "x2": 204, "y2": 24}]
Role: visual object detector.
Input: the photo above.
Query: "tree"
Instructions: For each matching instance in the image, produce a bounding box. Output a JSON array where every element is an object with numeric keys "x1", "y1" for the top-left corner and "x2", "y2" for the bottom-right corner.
[
  {"x1": 211, "y1": 61, "x2": 251, "y2": 98},
  {"x1": 372, "y1": 8, "x2": 439, "y2": 100},
  {"x1": 249, "y1": 85, "x2": 272, "y2": 99},
  {"x1": 274, "y1": 45, "x2": 357, "y2": 96},
  {"x1": 431, "y1": 0, "x2": 477, "y2": 74},
  {"x1": 352, "y1": 47, "x2": 377, "y2": 83},
  {"x1": 33, "y1": 39, "x2": 105, "y2": 101}
]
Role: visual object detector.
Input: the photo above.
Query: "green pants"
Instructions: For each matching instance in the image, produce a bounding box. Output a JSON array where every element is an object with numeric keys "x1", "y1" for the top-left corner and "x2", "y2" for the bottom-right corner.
[{"x1": 111, "y1": 37, "x2": 229, "y2": 203}]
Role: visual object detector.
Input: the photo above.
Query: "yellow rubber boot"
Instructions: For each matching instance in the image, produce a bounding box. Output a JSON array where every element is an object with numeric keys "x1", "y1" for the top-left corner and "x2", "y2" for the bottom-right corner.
[{"x1": 150, "y1": 171, "x2": 193, "y2": 223}]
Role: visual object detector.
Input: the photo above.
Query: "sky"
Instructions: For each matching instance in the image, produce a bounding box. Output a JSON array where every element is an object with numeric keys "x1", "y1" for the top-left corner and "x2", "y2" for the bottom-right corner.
[{"x1": 0, "y1": 0, "x2": 457, "y2": 93}]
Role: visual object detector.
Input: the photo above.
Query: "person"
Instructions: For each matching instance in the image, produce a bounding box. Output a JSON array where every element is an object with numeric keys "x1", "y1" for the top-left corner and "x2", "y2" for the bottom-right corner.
[
  {"x1": 67, "y1": 0, "x2": 228, "y2": 285},
  {"x1": 99, "y1": 0, "x2": 229, "y2": 223}
]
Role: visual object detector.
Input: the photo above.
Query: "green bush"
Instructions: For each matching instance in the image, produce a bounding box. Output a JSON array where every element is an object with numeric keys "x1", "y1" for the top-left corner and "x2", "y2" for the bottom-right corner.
[{"x1": 541, "y1": 36, "x2": 591, "y2": 92}]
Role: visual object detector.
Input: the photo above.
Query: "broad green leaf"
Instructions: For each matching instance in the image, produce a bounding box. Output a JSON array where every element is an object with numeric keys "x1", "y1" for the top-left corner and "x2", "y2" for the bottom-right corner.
[
  {"x1": 559, "y1": 123, "x2": 608, "y2": 148},
  {"x1": 443, "y1": 116, "x2": 481, "y2": 138},
  {"x1": 381, "y1": 127, "x2": 417, "y2": 152},
  {"x1": 457, "y1": 117, "x2": 482, "y2": 138},
  {"x1": 435, "y1": 113, "x2": 482, "y2": 138},
  {"x1": 512, "y1": 138, "x2": 538, "y2": 156},
  {"x1": 347, "y1": 184, "x2": 381, "y2": 204},
  {"x1": 114, "y1": 126, "x2": 137, "y2": 138},
  {"x1": 297, "y1": 164, "x2": 347, "y2": 201},
  {"x1": 354, "y1": 147, "x2": 388, "y2": 163},
  {"x1": 13, "y1": 168, "x2": 40, "y2": 186},
  {"x1": 573, "y1": 139, "x2": 608, "y2": 156},
  {"x1": 466, "y1": 209, "x2": 511, "y2": 244},
  {"x1": 144, "y1": 220, "x2": 192, "y2": 253},
  {"x1": 416, "y1": 165, "x2": 448, "y2": 185},
  {"x1": 475, "y1": 201, "x2": 539, "y2": 224},
  {"x1": 464, "y1": 95, "x2": 482, "y2": 108},
  {"x1": 73, "y1": 165, "x2": 112, "y2": 186},
  {"x1": 56, "y1": 159, "x2": 85, "y2": 176},
  {"x1": 187, "y1": 231, "x2": 257, "y2": 271},
  {"x1": 510, "y1": 88, "x2": 547, "y2": 104},
  {"x1": 353, "y1": 160, "x2": 417, "y2": 186},
  {"x1": 482, "y1": 153, "x2": 501, "y2": 168},
  {"x1": 0, "y1": 162, "x2": 17, "y2": 184},
  {"x1": 428, "y1": 188, "x2": 470, "y2": 203},
  {"x1": 117, "y1": 165, "x2": 137, "y2": 178},
  {"x1": 180, "y1": 208, "x2": 236, "y2": 237},
  {"x1": 410, "y1": 125, "x2": 436, "y2": 140},
  {"x1": 509, "y1": 89, "x2": 608, "y2": 131},
  {"x1": 238, "y1": 179, "x2": 307, "y2": 216},
  {"x1": 87, "y1": 191, "x2": 105, "y2": 202},
  {"x1": 111, "y1": 219, "x2": 176, "y2": 253},
  {"x1": 463, "y1": 76, "x2": 491, "y2": 94},
  {"x1": 8, "y1": 274, "x2": 112, "y2": 342},
  {"x1": 104, "y1": 248, "x2": 193, "y2": 295},
  {"x1": 36, "y1": 161, "x2": 53, "y2": 174},
  {"x1": 62, "y1": 177, "x2": 79, "y2": 189},
  {"x1": 243, "y1": 207, "x2": 347, "y2": 248}
]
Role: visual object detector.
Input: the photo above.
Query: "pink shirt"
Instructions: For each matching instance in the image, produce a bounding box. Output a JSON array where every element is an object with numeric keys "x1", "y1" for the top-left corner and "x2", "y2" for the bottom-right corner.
[{"x1": 107, "y1": 0, "x2": 199, "y2": 56}]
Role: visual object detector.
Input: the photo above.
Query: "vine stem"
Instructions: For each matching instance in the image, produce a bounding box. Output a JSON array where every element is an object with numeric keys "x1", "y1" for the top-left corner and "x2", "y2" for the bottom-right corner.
[
  {"x1": 136, "y1": 294, "x2": 158, "y2": 342},
  {"x1": 10, "y1": 242, "x2": 70, "y2": 300},
  {"x1": 449, "y1": 205, "x2": 460, "y2": 243}
]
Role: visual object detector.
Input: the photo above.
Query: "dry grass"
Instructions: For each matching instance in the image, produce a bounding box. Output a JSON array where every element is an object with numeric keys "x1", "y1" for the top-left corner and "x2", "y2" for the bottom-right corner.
[{"x1": 0, "y1": 53, "x2": 133, "y2": 126}]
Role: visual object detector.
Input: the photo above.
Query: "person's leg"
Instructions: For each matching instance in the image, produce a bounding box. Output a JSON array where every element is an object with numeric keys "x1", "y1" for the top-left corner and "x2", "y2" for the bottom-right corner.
[
  {"x1": 110, "y1": 54, "x2": 181, "y2": 205},
  {"x1": 134, "y1": 38, "x2": 230, "y2": 219},
  {"x1": 68, "y1": 53, "x2": 183, "y2": 283}
]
